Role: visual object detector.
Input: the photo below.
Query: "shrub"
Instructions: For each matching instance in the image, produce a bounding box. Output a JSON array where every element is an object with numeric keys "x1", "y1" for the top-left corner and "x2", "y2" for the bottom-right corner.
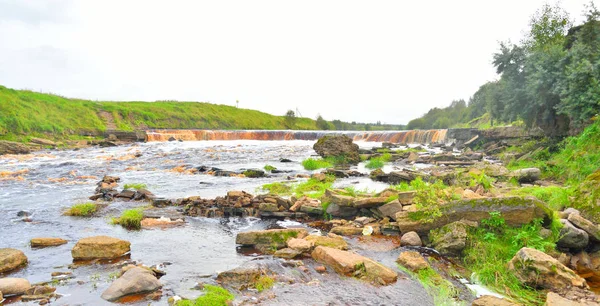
[
  {"x1": 255, "y1": 275, "x2": 275, "y2": 292},
  {"x1": 365, "y1": 158, "x2": 384, "y2": 169},
  {"x1": 112, "y1": 208, "x2": 144, "y2": 230},
  {"x1": 302, "y1": 158, "x2": 332, "y2": 170},
  {"x1": 65, "y1": 203, "x2": 98, "y2": 216}
]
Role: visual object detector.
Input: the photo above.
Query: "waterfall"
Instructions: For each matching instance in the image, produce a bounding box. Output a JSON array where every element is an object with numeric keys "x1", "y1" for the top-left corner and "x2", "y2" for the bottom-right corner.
[{"x1": 145, "y1": 129, "x2": 448, "y2": 144}]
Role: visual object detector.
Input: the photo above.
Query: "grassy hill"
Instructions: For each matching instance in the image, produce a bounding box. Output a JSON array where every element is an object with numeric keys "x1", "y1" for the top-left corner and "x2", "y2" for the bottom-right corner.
[{"x1": 0, "y1": 85, "x2": 320, "y2": 141}]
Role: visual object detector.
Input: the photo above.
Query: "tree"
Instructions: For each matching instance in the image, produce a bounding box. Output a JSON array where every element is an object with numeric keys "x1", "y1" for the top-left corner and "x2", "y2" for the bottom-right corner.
[
  {"x1": 284, "y1": 110, "x2": 296, "y2": 129},
  {"x1": 316, "y1": 115, "x2": 330, "y2": 130}
]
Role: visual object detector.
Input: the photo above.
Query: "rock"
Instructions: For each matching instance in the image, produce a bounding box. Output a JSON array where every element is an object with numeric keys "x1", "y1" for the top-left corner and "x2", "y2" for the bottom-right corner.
[
  {"x1": 396, "y1": 251, "x2": 429, "y2": 272},
  {"x1": 16, "y1": 211, "x2": 30, "y2": 217},
  {"x1": 544, "y1": 291, "x2": 597, "y2": 306},
  {"x1": 243, "y1": 169, "x2": 265, "y2": 178},
  {"x1": 313, "y1": 135, "x2": 360, "y2": 164},
  {"x1": 274, "y1": 248, "x2": 302, "y2": 259},
  {"x1": 280, "y1": 158, "x2": 293, "y2": 163},
  {"x1": 557, "y1": 219, "x2": 589, "y2": 250},
  {"x1": 71, "y1": 236, "x2": 131, "y2": 260},
  {"x1": 568, "y1": 214, "x2": 600, "y2": 241},
  {"x1": 315, "y1": 266, "x2": 327, "y2": 273},
  {"x1": 407, "y1": 152, "x2": 419, "y2": 162},
  {"x1": 472, "y1": 295, "x2": 519, "y2": 306},
  {"x1": 354, "y1": 197, "x2": 388, "y2": 209},
  {"x1": 429, "y1": 221, "x2": 469, "y2": 256},
  {"x1": 377, "y1": 200, "x2": 404, "y2": 220},
  {"x1": 325, "y1": 189, "x2": 355, "y2": 206},
  {"x1": 512, "y1": 168, "x2": 541, "y2": 183},
  {"x1": 0, "y1": 248, "x2": 28, "y2": 273},
  {"x1": 311, "y1": 173, "x2": 328, "y2": 182},
  {"x1": 0, "y1": 140, "x2": 30, "y2": 155},
  {"x1": 101, "y1": 267, "x2": 161, "y2": 301},
  {"x1": 507, "y1": 247, "x2": 587, "y2": 290},
  {"x1": 312, "y1": 246, "x2": 397, "y2": 285},
  {"x1": 30, "y1": 238, "x2": 68, "y2": 248},
  {"x1": 287, "y1": 238, "x2": 314, "y2": 253},
  {"x1": 0, "y1": 290, "x2": 2, "y2": 300},
  {"x1": 30, "y1": 138, "x2": 56, "y2": 146},
  {"x1": 330, "y1": 226, "x2": 364, "y2": 236},
  {"x1": 117, "y1": 189, "x2": 136, "y2": 199},
  {"x1": 396, "y1": 197, "x2": 550, "y2": 235},
  {"x1": 235, "y1": 229, "x2": 309, "y2": 253},
  {"x1": 258, "y1": 203, "x2": 279, "y2": 212},
  {"x1": 0, "y1": 278, "x2": 30, "y2": 296},
  {"x1": 141, "y1": 217, "x2": 184, "y2": 228},
  {"x1": 400, "y1": 231, "x2": 422, "y2": 247},
  {"x1": 217, "y1": 264, "x2": 265, "y2": 289},
  {"x1": 304, "y1": 235, "x2": 348, "y2": 250},
  {"x1": 25, "y1": 285, "x2": 55, "y2": 295},
  {"x1": 326, "y1": 202, "x2": 358, "y2": 218},
  {"x1": 102, "y1": 175, "x2": 121, "y2": 184}
]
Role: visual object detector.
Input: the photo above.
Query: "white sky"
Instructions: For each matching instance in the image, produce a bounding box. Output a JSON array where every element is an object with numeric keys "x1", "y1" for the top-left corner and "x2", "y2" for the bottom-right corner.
[{"x1": 0, "y1": 0, "x2": 596, "y2": 125}]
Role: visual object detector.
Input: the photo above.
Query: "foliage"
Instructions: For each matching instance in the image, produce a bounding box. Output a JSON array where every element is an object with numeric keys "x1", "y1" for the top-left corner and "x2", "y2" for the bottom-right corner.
[
  {"x1": 393, "y1": 177, "x2": 458, "y2": 223},
  {"x1": 365, "y1": 158, "x2": 385, "y2": 169},
  {"x1": 284, "y1": 110, "x2": 296, "y2": 129},
  {"x1": 301, "y1": 158, "x2": 332, "y2": 170},
  {"x1": 263, "y1": 165, "x2": 276, "y2": 172},
  {"x1": 255, "y1": 275, "x2": 275, "y2": 292},
  {"x1": 509, "y1": 185, "x2": 574, "y2": 210},
  {"x1": 316, "y1": 115, "x2": 331, "y2": 130},
  {"x1": 294, "y1": 176, "x2": 335, "y2": 199},
  {"x1": 65, "y1": 203, "x2": 98, "y2": 217},
  {"x1": 112, "y1": 208, "x2": 144, "y2": 230},
  {"x1": 176, "y1": 285, "x2": 234, "y2": 306},
  {"x1": 464, "y1": 213, "x2": 558, "y2": 305},
  {"x1": 397, "y1": 265, "x2": 462, "y2": 306},
  {"x1": 260, "y1": 182, "x2": 292, "y2": 195},
  {"x1": 123, "y1": 183, "x2": 147, "y2": 190},
  {"x1": 468, "y1": 172, "x2": 494, "y2": 191}
]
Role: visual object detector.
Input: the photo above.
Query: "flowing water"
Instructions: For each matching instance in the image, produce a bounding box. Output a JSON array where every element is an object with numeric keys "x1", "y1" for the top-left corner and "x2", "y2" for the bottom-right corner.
[{"x1": 0, "y1": 140, "x2": 442, "y2": 305}]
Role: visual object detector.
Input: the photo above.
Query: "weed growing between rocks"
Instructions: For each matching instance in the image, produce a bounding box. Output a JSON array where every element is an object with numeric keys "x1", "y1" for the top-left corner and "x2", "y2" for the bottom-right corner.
[
  {"x1": 176, "y1": 285, "x2": 234, "y2": 306},
  {"x1": 112, "y1": 208, "x2": 144, "y2": 230},
  {"x1": 260, "y1": 182, "x2": 292, "y2": 195},
  {"x1": 254, "y1": 275, "x2": 275, "y2": 292},
  {"x1": 263, "y1": 165, "x2": 276, "y2": 172},
  {"x1": 509, "y1": 186, "x2": 574, "y2": 210},
  {"x1": 393, "y1": 177, "x2": 459, "y2": 223},
  {"x1": 302, "y1": 158, "x2": 333, "y2": 170},
  {"x1": 397, "y1": 265, "x2": 462, "y2": 306},
  {"x1": 294, "y1": 176, "x2": 335, "y2": 199},
  {"x1": 65, "y1": 203, "x2": 97, "y2": 216},
  {"x1": 123, "y1": 183, "x2": 147, "y2": 190},
  {"x1": 463, "y1": 213, "x2": 560, "y2": 305}
]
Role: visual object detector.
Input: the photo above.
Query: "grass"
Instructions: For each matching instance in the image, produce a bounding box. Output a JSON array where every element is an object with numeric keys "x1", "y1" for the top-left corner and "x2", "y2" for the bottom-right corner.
[
  {"x1": 123, "y1": 183, "x2": 147, "y2": 190},
  {"x1": 65, "y1": 203, "x2": 98, "y2": 216},
  {"x1": 294, "y1": 176, "x2": 335, "y2": 199},
  {"x1": 463, "y1": 212, "x2": 560, "y2": 305},
  {"x1": 365, "y1": 158, "x2": 384, "y2": 169},
  {"x1": 397, "y1": 265, "x2": 462, "y2": 306},
  {"x1": 393, "y1": 177, "x2": 459, "y2": 223},
  {"x1": 468, "y1": 171, "x2": 494, "y2": 191},
  {"x1": 261, "y1": 182, "x2": 292, "y2": 195},
  {"x1": 509, "y1": 185, "x2": 574, "y2": 211},
  {"x1": 301, "y1": 158, "x2": 333, "y2": 170},
  {"x1": 176, "y1": 285, "x2": 234, "y2": 306},
  {"x1": 111, "y1": 208, "x2": 144, "y2": 230},
  {"x1": 264, "y1": 165, "x2": 276, "y2": 172},
  {"x1": 255, "y1": 275, "x2": 275, "y2": 292}
]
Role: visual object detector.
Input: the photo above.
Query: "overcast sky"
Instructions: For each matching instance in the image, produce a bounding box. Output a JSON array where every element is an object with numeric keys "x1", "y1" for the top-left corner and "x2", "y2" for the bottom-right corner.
[{"x1": 0, "y1": 0, "x2": 595, "y2": 125}]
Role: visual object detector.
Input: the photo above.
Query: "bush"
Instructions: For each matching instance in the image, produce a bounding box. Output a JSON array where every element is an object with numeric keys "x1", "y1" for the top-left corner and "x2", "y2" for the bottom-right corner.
[
  {"x1": 255, "y1": 275, "x2": 275, "y2": 292},
  {"x1": 302, "y1": 158, "x2": 332, "y2": 170},
  {"x1": 112, "y1": 208, "x2": 144, "y2": 230},
  {"x1": 65, "y1": 203, "x2": 97, "y2": 216},
  {"x1": 365, "y1": 158, "x2": 384, "y2": 169}
]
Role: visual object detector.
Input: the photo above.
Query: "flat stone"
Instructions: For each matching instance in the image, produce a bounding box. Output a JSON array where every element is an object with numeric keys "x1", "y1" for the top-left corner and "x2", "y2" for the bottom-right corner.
[
  {"x1": 354, "y1": 197, "x2": 388, "y2": 209},
  {"x1": 0, "y1": 248, "x2": 28, "y2": 273},
  {"x1": 305, "y1": 235, "x2": 348, "y2": 250},
  {"x1": 396, "y1": 251, "x2": 429, "y2": 272},
  {"x1": 287, "y1": 238, "x2": 314, "y2": 252},
  {"x1": 377, "y1": 200, "x2": 403, "y2": 220},
  {"x1": 274, "y1": 248, "x2": 302, "y2": 259},
  {"x1": 30, "y1": 238, "x2": 68, "y2": 248},
  {"x1": 25, "y1": 285, "x2": 55, "y2": 295},
  {"x1": 330, "y1": 226, "x2": 364, "y2": 236},
  {"x1": 71, "y1": 236, "x2": 131, "y2": 260},
  {"x1": 258, "y1": 203, "x2": 279, "y2": 212},
  {"x1": 325, "y1": 202, "x2": 358, "y2": 218},
  {"x1": 568, "y1": 214, "x2": 600, "y2": 241},
  {"x1": 236, "y1": 228, "x2": 308, "y2": 253},
  {"x1": 0, "y1": 278, "x2": 30, "y2": 296},
  {"x1": 101, "y1": 267, "x2": 161, "y2": 301},
  {"x1": 312, "y1": 246, "x2": 397, "y2": 285},
  {"x1": 472, "y1": 295, "x2": 519, "y2": 306},
  {"x1": 544, "y1": 291, "x2": 597, "y2": 306}
]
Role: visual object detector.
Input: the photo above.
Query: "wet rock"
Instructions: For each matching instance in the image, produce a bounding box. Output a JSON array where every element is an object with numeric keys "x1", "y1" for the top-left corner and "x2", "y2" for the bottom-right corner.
[
  {"x1": 377, "y1": 200, "x2": 403, "y2": 220},
  {"x1": 396, "y1": 197, "x2": 550, "y2": 235},
  {"x1": 304, "y1": 235, "x2": 348, "y2": 250},
  {"x1": 507, "y1": 247, "x2": 587, "y2": 291},
  {"x1": 330, "y1": 226, "x2": 364, "y2": 236},
  {"x1": 274, "y1": 248, "x2": 302, "y2": 259},
  {"x1": 568, "y1": 214, "x2": 600, "y2": 241},
  {"x1": 243, "y1": 169, "x2": 265, "y2": 178},
  {"x1": 544, "y1": 291, "x2": 597, "y2": 306},
  {"x1": 168, "y1": 136, "x2": 176, "y2": 141},
  {"x1": 99, "y1": 140, "x2": 118, "y2": 147},
  {"x1": 0, "y1": 140, "x2": 30, "y2": 155},
  {"x1": 0, "y1": 248, "x2": 28, "y2": 273},
  {"x1": 326, "y1": 202, "x2": 358, "y2": 218},
  {"x1": 311, "y1": 246, "x2": 397, "y2": 285},
  {"x1": 217, "y1": 264, "x2": 265, "y2": 289},
  {"x1": 313, "y1": 135, "x2": 360, "y2": 164},
  {"x1": 287, "y1": 238, "x2": 314, "y2": 253},
  {"x1": 512, "y1": 168, "x2": 541, "y2": 183},
  {"x1": 280, "y1": 158, "x2": 293, "y2": 163},
  {"x1": 429, "y1": 221, "x2": 469, "y2": 256},
  {"x1": 17, "y1": 211, "x2": 31, "y2": 217},
  {"x1": 117, "y1": 189, "x2": 136, "y2": 199},
  {"x1": 141, "y1": 217, "x2": 184, "y2": 228},
  {"x1": 25, "y1": 285, "x2": 55, "y2": 295},
  {"x1": 0, "y1": 278, "x2": 30, "y2": 296},
  {"x1": 71, "y1": 236, "x2": 131, "y2": 260},
  {"x1": 134, "y1": 189, "x2": 155, "y2": 201},
  {"x1": 400, "y1": 231, "x2": 422, "y2": 247},
  {"x1": 311, "y1": 173, "x2": 328, "y2": 182},
  {"x1": 236, "y1": 229, "x2": 308, "y2": 253},
  {"x1": 557, "y1": 219, "x2": 589, "y2": 250},
  {"x1": 152, "y1": 198, "x2": 173, "y2": 207},
  {"x1": 258, "y1": 203, "x2": 279, "y2": 213},
  {"x1": 354, "y1": 197, "x2": 388, "y2": 209},
  {"x1": 315, "y1": 266, "x2": 327, "y2": 273},
  {"x1": 102, "y1": 175, "x2": 121, "y2": 184},
  {"x1": 30, "y1": 238, "x2": 68, "y2": 248},
  {"x1": 472, "y1": 295, "x2": 519, "y2": 306},
  {"x1": 101, "y1": 267, "x2": 161, "y2": 301},
  {"x1": 396, "y1": 251, "x2": 429, "y2": 272},
  {"x1": 30, "y1": 138, "x2": 56, "y2": 146}
]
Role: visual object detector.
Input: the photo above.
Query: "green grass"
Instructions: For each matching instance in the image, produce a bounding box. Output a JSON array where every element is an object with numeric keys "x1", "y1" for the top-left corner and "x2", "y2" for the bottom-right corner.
[
  {"x1": 392, "y1": 177, "x2": 459, "y2": 223},
  {"x1": 255, "y1": 275, "x2": 275, "y2": 292},
  {"x1": 365, "y1": 158, "x2": 385, "y2": 169},
  {"x1": 176, "y1": 285, "x2": 234, "y2": 306},
  {"x1": 301, "y1": 158, "x2": 333, "y2": 170},
  {"x1": 294, "y1": 176, "x2": 335, "y2": 199},
  {"x1": 463, "y1": 213, "x2": 559, "y2": 305},
  {"x1": 397, "y1": 265, "x2": 462, "y2": 306},
  {"x1": 123, "y1": 183, "x2": 147, "y2": 190},
  {"x1": 509, "y1": 185, "x2": 574, "y2": 210},
  {"x1": 261, "y1": 182, "x2": 293, "y2": 195},
  {"x1": 112, "y1": 208, "x2": 144, "y2": 230},
  {"x1": 264, "y1": 165, "x2": 276, "y2": 172},
  {"x1": 65, "y1": 203, "x2": 98, "y2": 217}
]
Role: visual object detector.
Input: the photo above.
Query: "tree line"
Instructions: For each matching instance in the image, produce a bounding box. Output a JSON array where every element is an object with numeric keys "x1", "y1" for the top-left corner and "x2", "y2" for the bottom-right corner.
[{"x1": 407, "y1": 2, "x2": 600, "y2": 136}]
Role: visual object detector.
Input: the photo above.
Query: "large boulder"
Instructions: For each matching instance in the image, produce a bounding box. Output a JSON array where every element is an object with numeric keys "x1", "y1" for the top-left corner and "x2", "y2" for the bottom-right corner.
[
  {"x1": 304, "y1": 235, "x2": 348, "y2": 250},
  {"x1": 0, "y1": 248, "x2": 28, "y2": 273},
  {"x1": 235, "y1": 228, "x2": 308, "y2": 253},
  {"x1": 377, "y1": 200, "x2": 404, "y2": 220},
  {"x1": 557, "y1": 219, "x2": 589, "y2": 250},
  {"x1": 101, "y1": 267, "x2": 161, "y2": 301},
  {"x1": 0, "y1": 278, "x2": 30, "y2": 296},
  {"x1": 507, "y1": 247, "x2": 587, "y2": 290},
  {"x1": 287, "y1": 238, "x2": 314, "y2": 252},
  {"x1": 568, "y1": 213, "x2": 600, "y2": 241},
  {"x1": 0, "y1": 140, "x2": 30, "y2": 155},
  {"x1": 396, "y1": 251, "x2": 429, "y2": 272},
  {"x1": 472, "y1": 295, "x2": 519, "y2": 306},
  {"x1": 312, "y1": 246, "x2": 397, "y2": 285},
  {"x1": 400, "y1": 231, "x2": 422, "y2": 247},
  {"x1": 429, "y1": 221, "x2": 469, "y2": 256},
  {"x1": 544, "y1": 291, "x2": 598, "y2": 306},
  {"x1": 71, "y1": 236, "x2": 131, "y2": 260},
  {"x1": 30, "y1": 238, "x2": 68, "y2": 248},
  {"x1": 313, "y1": 135, "x2": 360, "y2": 164},
  {"x1": 216, "y1": 264, "x2": 266, "y2": 289},
  {"x1": 396, "y1": 197, "x2": 550, "y2": 235},
  {"x1": 512, "y1": 168, "x2": 541, "y2": 183}
]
